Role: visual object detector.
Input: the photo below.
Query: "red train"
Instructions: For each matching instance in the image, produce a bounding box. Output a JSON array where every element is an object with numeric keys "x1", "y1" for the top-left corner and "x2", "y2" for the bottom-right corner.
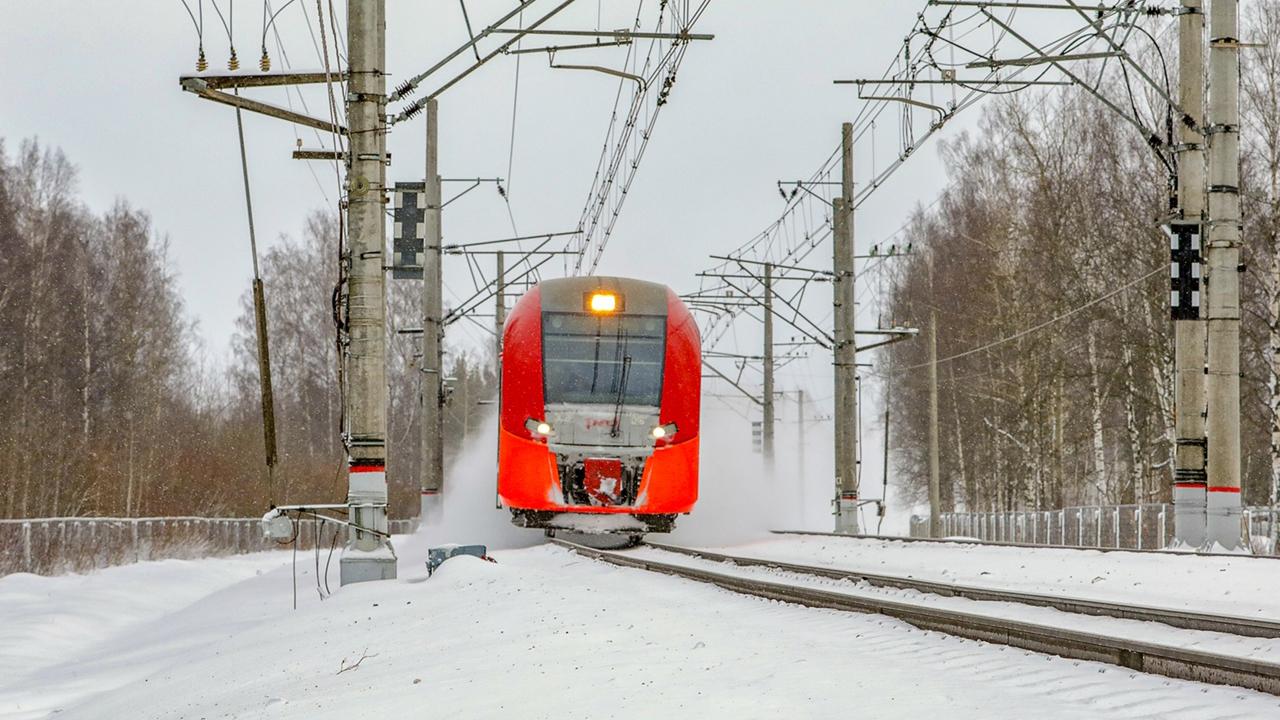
[{"x1": 497, "y1": 276, "x2": 701, "y2": 537}]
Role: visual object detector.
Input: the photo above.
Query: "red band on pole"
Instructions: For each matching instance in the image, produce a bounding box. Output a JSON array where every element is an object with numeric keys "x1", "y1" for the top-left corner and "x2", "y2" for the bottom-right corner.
[
  {"x1": 1173, "y1": 482, "x2": 1207, "y2": 489},
  {"x1": 1206, "y1": 486, "x2": 1241, "y2": 493},
  {"x1": 350, "y1": 464, "x2": 386, "y2": 473}
]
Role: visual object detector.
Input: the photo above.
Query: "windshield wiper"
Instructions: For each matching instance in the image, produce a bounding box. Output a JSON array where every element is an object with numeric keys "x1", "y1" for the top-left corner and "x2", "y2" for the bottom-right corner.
[
  {"x1": 610, "y1": 333, "x2": 632, "y2": 439},
  {"x1": 588, "y1": 317, "x2": 604, "y2": 395}
]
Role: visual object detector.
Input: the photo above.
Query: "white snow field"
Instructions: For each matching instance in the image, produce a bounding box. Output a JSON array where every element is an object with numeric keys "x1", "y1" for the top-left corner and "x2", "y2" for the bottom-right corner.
[
  {"x1": 3, "y1": 531, "x2": 1280, "y2": 720},
  {"x1": 5, "y1": 414, "x2": 1278, "y2": 718}
]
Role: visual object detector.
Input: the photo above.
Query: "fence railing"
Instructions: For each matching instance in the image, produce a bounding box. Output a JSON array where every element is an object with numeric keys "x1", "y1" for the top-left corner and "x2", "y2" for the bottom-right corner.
[
  {"x1": 909, "y1": 505, "x2": 1280, "y2": 555},
  {"x1": 0, "y1": 516, "x2": 420, "y2": 576}
]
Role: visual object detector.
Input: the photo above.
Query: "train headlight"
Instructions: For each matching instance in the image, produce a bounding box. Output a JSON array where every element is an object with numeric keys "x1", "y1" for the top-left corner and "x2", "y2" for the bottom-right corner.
[
  {"x1": 586, "y1": 291, "x2": 620, "y2": 313},
  {"x1": 651, "y1": 423, "x2": 678, "y2": 440},
  {"x1": 526, "y1": 418, "x2": 554, "y2": 437}
]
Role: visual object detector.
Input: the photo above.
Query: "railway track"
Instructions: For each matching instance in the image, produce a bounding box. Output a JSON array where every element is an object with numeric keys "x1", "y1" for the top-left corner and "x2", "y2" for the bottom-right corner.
[
  {"x1": 643, "y1": 540, "x2": 1280, "y2": 638},
  {"x1": 772, "y1": 529, "x2": 1280, "y2": 560},
  {"x1": 551, "y1": 538, "x2": 1280, "y2": 697}
]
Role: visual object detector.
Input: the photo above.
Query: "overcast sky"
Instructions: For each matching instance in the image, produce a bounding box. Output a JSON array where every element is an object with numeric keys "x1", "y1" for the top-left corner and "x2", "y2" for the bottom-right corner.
[
  {"x1": 2, "y1": 1, "x2": 1093, "y2": 511},
  {"x1": 0, "y1": 1, "x2": 991, "y2": 347}
]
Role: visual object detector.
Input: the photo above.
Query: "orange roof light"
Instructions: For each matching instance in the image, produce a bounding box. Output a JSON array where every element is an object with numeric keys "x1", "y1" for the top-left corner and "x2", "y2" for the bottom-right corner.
[{"x1": 587, "y1": 292, "x2": 618, "y2": 313}]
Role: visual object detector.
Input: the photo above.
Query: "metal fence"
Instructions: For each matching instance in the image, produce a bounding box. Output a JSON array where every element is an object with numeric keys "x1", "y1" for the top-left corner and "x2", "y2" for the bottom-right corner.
[
  {"x1": 909, "y1": 505, "x2": 1280, "y2": 555},
  {"x1": 0, "y1": 516, "x2": 420, "y2": 576}
]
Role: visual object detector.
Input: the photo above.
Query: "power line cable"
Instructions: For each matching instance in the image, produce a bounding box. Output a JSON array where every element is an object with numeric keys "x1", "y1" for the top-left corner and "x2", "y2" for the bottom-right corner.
[
  {"x1": 264, "y1": 0, "x2": 331, "y2": 204},
  {"x1": 506, "y1": 6, "x2": 524, "y2": 192},
  {"x1": 889, "y1": 265, "x2": 1164, "y2": 374},
  {"x1": 697, "y1": 3, "x2": 1163, "y2": 356},
  {"x1": 177, "y1": 0, "x2": 208, "y2": 69},
  {"x1": 209, "y1": 0, "x2": 240, "y2": 69}
]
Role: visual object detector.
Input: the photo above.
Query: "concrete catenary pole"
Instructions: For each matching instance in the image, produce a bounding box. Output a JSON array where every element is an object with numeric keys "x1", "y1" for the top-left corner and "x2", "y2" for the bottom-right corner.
[
  {"x1": 420, "y1": 98, "x2": 445, "y2": 523},
  {"x1": 834, "y1": 121, "x2": 859, "y2": 533},
  {"x1": 797, "y1": 389, "x2": 806, "y2": 487},
  {"x1": 762, "y1": 263, "x2": 775, "y2": 469},
  {"x1": 340, "y1": 0, "x2": 395, "y2": 584},
  {"x1": 1204, "y1": 0, "x2": 1244, "y2": 550},
  {"x1": 495, "y1": 250, "x2": 507, "y2": 368},
  {"x1": 491, "y1": 250, "x2": 505, "y2": 510},
  {"x1": 1172, "y1": 0, "x2": 1209, "y2": 548},
  {"x1": 928, "y1": 309, "x2": 942, "y2": 538}
]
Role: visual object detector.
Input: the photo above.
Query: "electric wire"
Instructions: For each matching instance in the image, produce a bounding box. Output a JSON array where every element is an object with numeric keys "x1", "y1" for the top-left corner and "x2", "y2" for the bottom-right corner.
[
  {"x1": 571, "y1": 0, "x2": 713, "y2": 275},
  {"x1": 314, "y1": 0, "x2": 348, "y2": 436},
  {"x1": 178, "y1": 0, "x2": 203, "y2": 37},
  {"x1": 890, "y1": 265, "x2": 1165, "y2": 374},
  {"x1": 264, "y1": 0, "x2": 331, "y2": 203},
  {"x1": 696, "y1": 1, "x2": 1169, "y2": 357},
  {"x1": 177, "y1": 0, "x2": 207, "y2": 68},
  {"x1": 324, "y1": 519, "x2": 338, "y2": 596},
  {"x1": 313, "y1": 514, "x2": 322, "y2": 599},
  {"x1": 291, "y1": 525, "x2": 298, "y2": 610},
  {"x1": 499, "y1": 6, "x2": 535, "y2": 280},
  {"x1": 505, "y1": 7, "x2": 524, "y2": 194},
  {"x1": 209, "y1": 0, "x2": 239, "y2": 69},
  {"x1": 327, "y1": 0, "x2": 347, "y2": 69},
  {"x1": 297, "y1": 0, "x2": 344, "y2": 203},
  {"x1": 260, "y1": 0, "x2": 300, "y2": 64}
]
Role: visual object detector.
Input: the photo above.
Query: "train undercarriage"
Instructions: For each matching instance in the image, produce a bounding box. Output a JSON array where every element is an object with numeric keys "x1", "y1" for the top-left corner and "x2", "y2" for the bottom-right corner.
[{"x1": 511, "y1": 509, "x2": 678, "y2": 535}]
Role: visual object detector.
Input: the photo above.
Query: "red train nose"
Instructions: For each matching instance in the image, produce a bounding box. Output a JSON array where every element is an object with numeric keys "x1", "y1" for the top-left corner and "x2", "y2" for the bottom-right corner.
[{"x1": 498, "y1": 276, "x2": 700, "y2": 532}]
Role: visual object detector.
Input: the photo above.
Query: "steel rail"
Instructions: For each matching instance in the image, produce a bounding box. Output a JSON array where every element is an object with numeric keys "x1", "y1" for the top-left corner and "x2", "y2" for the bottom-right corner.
[
  {"x1": 771, "y1": 529, "x2": 1280, "y2": 561},
  {"x1": 642, "y1": 541, "x2": 1280, "y2": 639},
  {"x1": 550, "y1": 538, "x2": 1280, "y2": 696}
]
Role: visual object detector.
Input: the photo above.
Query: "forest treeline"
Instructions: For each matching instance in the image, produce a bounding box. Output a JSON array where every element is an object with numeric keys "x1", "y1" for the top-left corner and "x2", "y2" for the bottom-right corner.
[
  {"x1": 882, "y1": 4, "x2": 1280, "y2": 511},
  {"x1": 0, "y1": 138, "x2": 494, "y2": 520}
]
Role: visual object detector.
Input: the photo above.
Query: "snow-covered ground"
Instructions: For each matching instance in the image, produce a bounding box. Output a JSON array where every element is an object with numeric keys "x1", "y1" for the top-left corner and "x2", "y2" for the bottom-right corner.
[
  {"x1": 6, "y1": 412, "x2": 1278, "y2": 718},
  {"x1": 687, "y1": 534, "x2": 1280, "y2": 620},
  {"x1": 0, "y1": 549, "x2": 296, "y2": 718},
  {"x1": 628, "y1": 544, "x2": 1280, "y2": 664},
  {"x1": 4, "y1": 531, "x2": 1280, "y2": 719}
]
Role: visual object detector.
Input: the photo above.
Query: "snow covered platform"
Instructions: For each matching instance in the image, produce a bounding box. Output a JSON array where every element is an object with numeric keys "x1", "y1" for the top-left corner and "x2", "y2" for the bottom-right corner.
[{"x1": 3, "y1": 531, "x2": 1279, "y2": 719}]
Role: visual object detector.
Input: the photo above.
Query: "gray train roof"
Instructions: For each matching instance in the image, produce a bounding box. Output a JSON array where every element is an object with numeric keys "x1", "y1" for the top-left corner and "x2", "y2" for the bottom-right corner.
[{"x1": 536, "y1": 276, "x2": 670, "y2": 315}]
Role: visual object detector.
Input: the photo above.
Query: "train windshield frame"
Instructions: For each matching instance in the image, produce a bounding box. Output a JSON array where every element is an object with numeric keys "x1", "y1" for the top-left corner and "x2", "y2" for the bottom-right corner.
[{"x1": 541, "y1": 312, "x2": 666, "y2": 407}]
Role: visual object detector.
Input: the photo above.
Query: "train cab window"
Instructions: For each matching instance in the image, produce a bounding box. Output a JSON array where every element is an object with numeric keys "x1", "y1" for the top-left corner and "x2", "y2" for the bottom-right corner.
[{"x1": 542, "y1": 312, "x2": 666, "y2": 407}]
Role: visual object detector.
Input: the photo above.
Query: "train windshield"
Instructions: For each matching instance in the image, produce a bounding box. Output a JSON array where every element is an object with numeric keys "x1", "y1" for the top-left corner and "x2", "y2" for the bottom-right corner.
[{"x1": 542, "y1": 312, "x2": 666, "y2": 407}]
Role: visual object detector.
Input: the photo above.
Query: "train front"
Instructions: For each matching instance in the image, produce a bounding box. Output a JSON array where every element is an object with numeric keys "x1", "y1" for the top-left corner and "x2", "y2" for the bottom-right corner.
[{"x1": 497, "y1": 276, "x2": 700, "y2": 536}]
